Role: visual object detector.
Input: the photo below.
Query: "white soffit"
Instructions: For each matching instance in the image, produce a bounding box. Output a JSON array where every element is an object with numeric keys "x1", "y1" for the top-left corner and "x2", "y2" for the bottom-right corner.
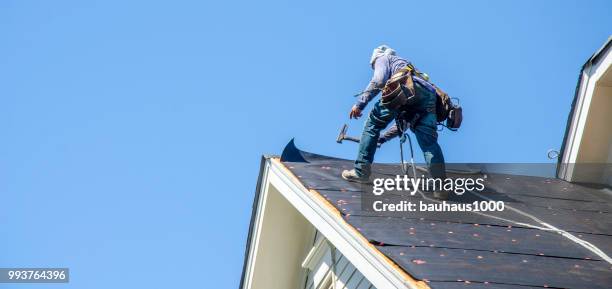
[{"x1": 264, "y1": 158, "x2": 425, "y2": 289}]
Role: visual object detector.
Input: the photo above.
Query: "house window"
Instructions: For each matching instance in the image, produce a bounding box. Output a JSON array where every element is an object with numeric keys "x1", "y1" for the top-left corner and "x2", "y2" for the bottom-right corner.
[
  {"x1": 316, "y1": 271, "x2": 334, "y2": 289},
  {"x1": 302, "y1": 231, "x2": 375, "y2": 289}
]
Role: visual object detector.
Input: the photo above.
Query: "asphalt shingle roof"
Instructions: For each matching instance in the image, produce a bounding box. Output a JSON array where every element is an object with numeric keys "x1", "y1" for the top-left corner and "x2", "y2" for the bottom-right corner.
[{"x1": 279, "y1": 140, "x2": 612, "y2": 289}]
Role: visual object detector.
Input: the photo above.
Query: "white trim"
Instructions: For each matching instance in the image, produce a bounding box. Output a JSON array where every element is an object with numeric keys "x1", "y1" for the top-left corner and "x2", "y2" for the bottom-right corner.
[
  {"x1": 559, "y1": 42, "x2": 612, "y2": 180},
  {"x1": 302, "y1": 237, "x2": 330, "y2": 270},
  {"x1": 241, "y1": 160, "x2": 271, "y2": 289},
  {"x1": 559, "y1": 70, "x2": 591, "y2": 180},
  {"x1": 266, "y1": 159, "x2": 417, "y2": 289},
  {"x1": 318, "y1": 271, "x2": 334, "y2": 289}
]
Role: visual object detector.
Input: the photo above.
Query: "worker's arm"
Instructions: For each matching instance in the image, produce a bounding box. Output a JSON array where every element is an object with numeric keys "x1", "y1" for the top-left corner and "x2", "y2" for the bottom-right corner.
[
  {"x1": 355, "y1": 57, "x2": 389, "y2": 110},
  {"x1": 378, "y1": 122, "x2": 400, "y2": 144}
]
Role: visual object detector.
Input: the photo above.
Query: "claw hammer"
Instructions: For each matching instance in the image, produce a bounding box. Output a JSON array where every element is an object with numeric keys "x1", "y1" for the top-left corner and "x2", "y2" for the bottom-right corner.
[{"x1": 336, "y1": 124, "x2": 361, "y2": 144}]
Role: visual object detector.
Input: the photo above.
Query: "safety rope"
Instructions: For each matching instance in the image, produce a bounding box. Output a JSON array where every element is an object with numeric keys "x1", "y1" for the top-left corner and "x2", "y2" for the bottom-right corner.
[
  {"x1": 397, "y1": 115, "x2": 418, "y2": 178},
  {"x1": 411, "y1": 173, "x2": 612, "y2": 264},
  {"x1": 470, "y1": 190, "x2": 612, "y2": 265},
  {"x1": 437, "y1": 122, "x2": 458, "y2": 132},
  {"x1": 398, "y1": 123, "x2": 612, "y2": 264}
]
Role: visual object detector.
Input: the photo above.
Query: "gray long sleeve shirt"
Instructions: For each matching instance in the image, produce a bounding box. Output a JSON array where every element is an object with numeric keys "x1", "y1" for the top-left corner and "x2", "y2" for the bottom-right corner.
[{"x1": 356, "y1": 54, "x2": 435, "y2": 110}]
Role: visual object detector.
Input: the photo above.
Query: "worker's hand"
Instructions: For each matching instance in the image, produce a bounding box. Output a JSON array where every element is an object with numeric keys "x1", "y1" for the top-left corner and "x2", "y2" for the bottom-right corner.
[{"x1": 349, "y1": 105, "x2": 362, "y2": 119}]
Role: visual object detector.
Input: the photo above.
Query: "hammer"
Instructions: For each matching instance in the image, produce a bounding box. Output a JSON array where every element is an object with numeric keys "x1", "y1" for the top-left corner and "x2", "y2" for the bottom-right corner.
[{"x1": 336, "y1": 124, "x2": 361, "y2": 144}]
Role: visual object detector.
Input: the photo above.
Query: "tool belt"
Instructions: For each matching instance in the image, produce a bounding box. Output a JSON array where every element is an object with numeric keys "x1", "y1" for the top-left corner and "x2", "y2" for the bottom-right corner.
[
  {"x1": 382, "y1": 64, "x2": 463, "y2": 131},
  {"x1": 381, "y1": 66, "x2": 420, "y2": 111}
]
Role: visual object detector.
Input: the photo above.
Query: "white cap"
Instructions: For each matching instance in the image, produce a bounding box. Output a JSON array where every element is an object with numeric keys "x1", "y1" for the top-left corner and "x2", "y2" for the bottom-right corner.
[{"x1": 369, "y1": 45, "x2": 396, "y2": 68}]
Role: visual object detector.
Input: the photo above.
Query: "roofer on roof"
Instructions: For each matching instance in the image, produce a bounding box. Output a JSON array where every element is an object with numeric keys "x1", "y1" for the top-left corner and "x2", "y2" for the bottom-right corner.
[{"x1": 343, "y1": 45, "x2": 448, "y2": 199}]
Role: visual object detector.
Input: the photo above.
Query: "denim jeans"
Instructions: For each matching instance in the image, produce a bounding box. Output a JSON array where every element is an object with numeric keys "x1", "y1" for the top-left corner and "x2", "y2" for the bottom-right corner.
[{"x1": 354, "y1": 83, "x2": 446, "y2": 179}]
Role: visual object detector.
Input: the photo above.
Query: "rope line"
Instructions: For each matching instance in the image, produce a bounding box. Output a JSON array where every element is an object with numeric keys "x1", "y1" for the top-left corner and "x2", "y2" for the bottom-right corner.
[
  {"x1": 397, "y1": 127, "x2": 612, "y2": 265},
  {"x1": 470, "y1": 190, "x2": 612, "y2": 265},
  {"x1": 411, "y1": 183, "x2": 612, "y2": 264}
]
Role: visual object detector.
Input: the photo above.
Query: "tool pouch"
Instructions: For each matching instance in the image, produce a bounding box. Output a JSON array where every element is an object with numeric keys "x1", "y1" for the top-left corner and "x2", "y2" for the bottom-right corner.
[
  {"x1": 434, "y1": 86, "x2": 463, "y2": 130},
  {"x1": 381, "y1": 70, "x2": 419, "y2": 111},
  {"x1": 446, "y1": 105, "x2": 463, "y2": 130}
]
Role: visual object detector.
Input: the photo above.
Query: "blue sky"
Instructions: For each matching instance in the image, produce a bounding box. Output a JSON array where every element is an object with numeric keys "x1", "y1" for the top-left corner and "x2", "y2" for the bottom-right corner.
[{"x1": 1, "y1": 0, "x2": 610, "y2": 288}]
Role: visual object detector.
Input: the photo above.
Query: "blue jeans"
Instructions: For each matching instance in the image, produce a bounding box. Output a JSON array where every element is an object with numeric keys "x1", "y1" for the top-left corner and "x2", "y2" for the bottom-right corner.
[{"x1": 354, "y1": 85, "x2": 446, "y2": 178}]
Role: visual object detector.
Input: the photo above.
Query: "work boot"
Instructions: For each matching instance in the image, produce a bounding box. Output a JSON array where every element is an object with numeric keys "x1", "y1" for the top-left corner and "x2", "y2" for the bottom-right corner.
[
  {"x1": 341, "y1": 169, "x2": 371, "y2": 184},
  {"x1": 433, "y1": 190, "x2": 449, "y2": 200}
]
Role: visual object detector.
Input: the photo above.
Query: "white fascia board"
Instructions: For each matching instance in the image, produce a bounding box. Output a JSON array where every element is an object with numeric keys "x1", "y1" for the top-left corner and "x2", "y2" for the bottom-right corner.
[
  {"x1": 560, "y1": 43, "x2": 612, "y2": 179},
  {"x1": 559, "y1": 71, "x2": 591, "y2": 179},
  {"x1": 266, "y1": 159, "x2": 420, "y2": 289},
  {"x1": 241, "y1": 159, "x2": 272, "y2": 289}
]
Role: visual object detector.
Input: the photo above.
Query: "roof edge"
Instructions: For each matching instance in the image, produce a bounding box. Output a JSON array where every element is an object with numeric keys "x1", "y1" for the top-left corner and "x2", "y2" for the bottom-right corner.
[
  {"x1": 267, "y1": 158, "x2": 430, "y2": 289},
  {"x1": 556, "y1": 36, "x2": 612, "y2": 178},
  {"x1": 238, "y1": 155, "x2": 269, "y2": 289}
]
